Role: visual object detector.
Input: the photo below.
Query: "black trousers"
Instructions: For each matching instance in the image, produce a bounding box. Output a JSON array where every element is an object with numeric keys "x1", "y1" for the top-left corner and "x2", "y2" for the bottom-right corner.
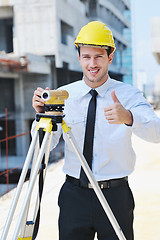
[{"x1": 58, "y1": 179, "x2": 135, "y2": 240}]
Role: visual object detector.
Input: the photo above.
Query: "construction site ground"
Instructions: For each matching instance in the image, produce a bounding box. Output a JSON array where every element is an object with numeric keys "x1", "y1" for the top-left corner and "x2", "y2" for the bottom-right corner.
[{"x1": 0, "y1": 110, "x2": 160, "y2": 240}]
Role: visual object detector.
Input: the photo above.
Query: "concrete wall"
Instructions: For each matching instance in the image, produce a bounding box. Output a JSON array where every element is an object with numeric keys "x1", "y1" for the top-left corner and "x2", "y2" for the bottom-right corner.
[
  {"x1": 13, "y1": 1, "x2": 57, "y2": 56},
  {"x1": 2, "y1": 0, "x2": 131, "y2": 74},
  {"x1": 8, "y1": 0, "x2": 84, "y2": 71}
]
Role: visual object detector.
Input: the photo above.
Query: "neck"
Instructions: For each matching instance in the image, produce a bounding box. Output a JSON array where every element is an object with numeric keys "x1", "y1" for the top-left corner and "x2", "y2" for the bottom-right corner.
[{"x1": 83, "y1": 75, "x2": 108, "y2": 89}]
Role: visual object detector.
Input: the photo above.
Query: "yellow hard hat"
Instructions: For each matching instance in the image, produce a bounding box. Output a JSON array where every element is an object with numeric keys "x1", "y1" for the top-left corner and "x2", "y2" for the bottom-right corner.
[{"x1": 74, "y1": 21, "x2": 116, "y2": 52}]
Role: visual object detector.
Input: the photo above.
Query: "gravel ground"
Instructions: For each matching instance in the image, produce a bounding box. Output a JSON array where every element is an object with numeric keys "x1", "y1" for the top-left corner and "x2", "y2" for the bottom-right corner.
[{"x1": 129, "y1": 110, "x2": 160, "y2": 240}]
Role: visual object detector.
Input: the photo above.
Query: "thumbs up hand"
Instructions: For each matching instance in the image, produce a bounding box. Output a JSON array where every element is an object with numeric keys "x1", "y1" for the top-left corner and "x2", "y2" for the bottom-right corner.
[{"x1": 104, "y1": 90, "x2": 133, "y2": 125}]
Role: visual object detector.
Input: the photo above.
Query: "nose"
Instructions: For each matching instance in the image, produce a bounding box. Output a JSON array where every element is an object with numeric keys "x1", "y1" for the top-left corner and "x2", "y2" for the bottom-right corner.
[{"x1": 89, "y1": 57, "x2": 98, "y2": 68}]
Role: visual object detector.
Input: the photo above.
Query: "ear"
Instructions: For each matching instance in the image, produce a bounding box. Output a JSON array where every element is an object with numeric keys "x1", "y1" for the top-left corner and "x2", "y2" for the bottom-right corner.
[{"x1": 108, "y1": 52, "x2": 113, "y2": 65}]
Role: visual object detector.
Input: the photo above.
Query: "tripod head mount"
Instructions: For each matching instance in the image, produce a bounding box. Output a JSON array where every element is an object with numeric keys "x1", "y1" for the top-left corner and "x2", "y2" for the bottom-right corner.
[
  {"x1": 41, "y1": 89, "x2": 69, "y2": 116},
  {"x1": 36, "y1": 89, "x2": 69, "y2": 130}
]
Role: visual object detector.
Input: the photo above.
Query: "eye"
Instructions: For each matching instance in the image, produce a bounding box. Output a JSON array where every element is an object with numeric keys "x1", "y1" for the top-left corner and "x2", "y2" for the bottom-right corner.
[{"x1": 83, "y1": 56, "x2": 90, "y2": 59}]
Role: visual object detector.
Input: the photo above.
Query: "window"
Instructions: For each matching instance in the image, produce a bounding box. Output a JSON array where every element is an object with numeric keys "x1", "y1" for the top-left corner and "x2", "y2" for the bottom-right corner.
[
  {"x1": 61, "y1": 21, "x2": 73, "y2": 45},
  {"x1": 0, "y1": 19, "x2": 13, "y2": 53}
]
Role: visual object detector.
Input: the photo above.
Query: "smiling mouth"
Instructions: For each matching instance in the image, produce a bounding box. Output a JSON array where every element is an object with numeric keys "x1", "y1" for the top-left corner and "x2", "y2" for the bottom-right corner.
[{"x1": 89, "y1": 69, "x2": 100, "y2": 74}]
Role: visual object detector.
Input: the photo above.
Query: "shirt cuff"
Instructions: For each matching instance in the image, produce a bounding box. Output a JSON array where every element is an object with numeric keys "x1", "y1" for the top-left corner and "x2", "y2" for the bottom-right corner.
[
  {"x1": 125, "y1": 110, "x2": 133, "y2": 127},
  {"x1": 126, "y1": 109, "x2": 141, "y2": 129}
]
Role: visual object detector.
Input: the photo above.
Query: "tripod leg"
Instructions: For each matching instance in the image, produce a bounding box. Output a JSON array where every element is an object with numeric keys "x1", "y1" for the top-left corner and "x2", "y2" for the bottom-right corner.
[
  {"x1": 18, "y1": 137, "x2": 40, "y2": 238},
  {"x1": 18, "y1": 132, "x2": 53, "y2": 239},
  {"x1": 61, "y1": 120, "x2": 126, "y2": 240},
  {"x1": 12, "y1": 131, "x2": 51, "y2": 240},
  {"x1": 0, "y1": 130, "x2": 39, "y2": 240}
]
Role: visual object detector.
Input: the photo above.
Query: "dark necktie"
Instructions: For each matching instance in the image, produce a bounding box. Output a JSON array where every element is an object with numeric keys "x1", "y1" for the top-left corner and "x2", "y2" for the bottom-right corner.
[{"x1": 80, "y1": 89, "x2": 98, "y2": 184}]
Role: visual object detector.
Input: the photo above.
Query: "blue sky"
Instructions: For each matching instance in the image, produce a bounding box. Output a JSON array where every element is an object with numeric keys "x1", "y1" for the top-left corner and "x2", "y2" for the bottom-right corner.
[{"x1": 132, "y1": 0, "x2": 160, "y2": 89}]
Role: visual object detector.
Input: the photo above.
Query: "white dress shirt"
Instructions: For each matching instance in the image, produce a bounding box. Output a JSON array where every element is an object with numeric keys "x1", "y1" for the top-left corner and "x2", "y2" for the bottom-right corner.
[{"x1": 31, "y1": 77, "x2": 160, "y2": 181}]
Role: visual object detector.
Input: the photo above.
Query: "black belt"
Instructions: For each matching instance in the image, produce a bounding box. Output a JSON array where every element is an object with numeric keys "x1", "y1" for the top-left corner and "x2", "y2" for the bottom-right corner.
[{"x1": 66, "y1": 175, "x2": 128, "y2": 189}]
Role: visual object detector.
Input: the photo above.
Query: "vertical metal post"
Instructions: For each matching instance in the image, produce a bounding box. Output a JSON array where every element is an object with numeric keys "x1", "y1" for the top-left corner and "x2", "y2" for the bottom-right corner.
[{"x1": 5, "y1": 108, "x2": 9, "y2": 192}]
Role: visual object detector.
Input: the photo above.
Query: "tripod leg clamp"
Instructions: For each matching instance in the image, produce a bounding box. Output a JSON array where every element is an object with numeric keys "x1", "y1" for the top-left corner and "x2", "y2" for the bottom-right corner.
[
  {"x1": 61, "y1": 120, "x2": 70, "y2": 133},
  {"x1": 35, "y1": 117, "x2": 53, "y2": 133}
]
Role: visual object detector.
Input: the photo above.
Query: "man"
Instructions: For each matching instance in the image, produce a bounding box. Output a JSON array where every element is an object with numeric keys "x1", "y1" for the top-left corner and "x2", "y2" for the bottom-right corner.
[{"x1": 32, "y1": 21, "x2": 160, "y2": 240}]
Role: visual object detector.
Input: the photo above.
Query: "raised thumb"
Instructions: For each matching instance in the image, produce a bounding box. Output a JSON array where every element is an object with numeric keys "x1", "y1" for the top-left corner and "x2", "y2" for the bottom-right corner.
[{"x1": 111, "y1": 90, "x2": 120, "y2": 103}]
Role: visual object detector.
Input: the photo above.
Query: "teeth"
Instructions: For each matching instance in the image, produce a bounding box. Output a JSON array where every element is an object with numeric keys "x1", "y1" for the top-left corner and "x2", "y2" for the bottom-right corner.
[{"x1": 90, "y1": 70, "x2": 98, "y2": 73}]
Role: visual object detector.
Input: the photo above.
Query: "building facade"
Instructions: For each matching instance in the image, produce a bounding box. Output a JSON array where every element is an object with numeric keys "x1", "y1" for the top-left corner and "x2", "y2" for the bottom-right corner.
[
  {"x1": 152, "y1": 17, "x2": 160, "y2": 65},
  {"x1": 151, "y1": 17, "x2": 160, "y2": 107},
  {"x1": 0, "y1": 0, "x2": 132, "y2": 160}
]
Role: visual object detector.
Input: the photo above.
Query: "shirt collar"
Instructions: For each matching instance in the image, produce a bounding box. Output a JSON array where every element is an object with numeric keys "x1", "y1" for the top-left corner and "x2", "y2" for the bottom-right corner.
[{"x1": 81, "y1": 76, "x2": 112, "y2": 98}]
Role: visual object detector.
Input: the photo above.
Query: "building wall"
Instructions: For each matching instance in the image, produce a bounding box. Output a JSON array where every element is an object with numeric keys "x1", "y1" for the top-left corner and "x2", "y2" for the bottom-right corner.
[
  {"x1": 13, "y1": 0, "x2": 57, "y2": 56},
  {"x1": 10, "y1": 0, "x2": 132, "y2": 79},
  {"x1": 10, "y1": 0, "x2": 85, "y2": 71},
  {"x1": 122, "y1": 1, "x2": 132, "y2": 85},
  {"x1": 152, "y1": 17, "x2": 160, "y2": 64},
  {"x1": 151, "y1": 18, "x2": 160, "y2": 108}
]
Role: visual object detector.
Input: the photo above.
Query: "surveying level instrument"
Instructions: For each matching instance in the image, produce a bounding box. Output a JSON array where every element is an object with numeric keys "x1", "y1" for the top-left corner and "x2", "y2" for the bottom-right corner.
[
  {"x1": 1, "y1": 89, "x2": 126, "y2": 240},
  {"x1": 41, "y1": 89, "x2": 69, "y2": 115}
]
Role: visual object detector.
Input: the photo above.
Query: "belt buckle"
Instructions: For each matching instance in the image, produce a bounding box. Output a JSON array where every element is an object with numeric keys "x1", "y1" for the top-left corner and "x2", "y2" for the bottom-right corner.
[
  {"x1": 100, "y1": 183, "x2": 104, "y2": 189},
  {"x1": 99, "y1": 181, "x2": 110, "y2": 189},
  {"x1": 88, "y1": 183, "x2": 93, "y2": 189}
]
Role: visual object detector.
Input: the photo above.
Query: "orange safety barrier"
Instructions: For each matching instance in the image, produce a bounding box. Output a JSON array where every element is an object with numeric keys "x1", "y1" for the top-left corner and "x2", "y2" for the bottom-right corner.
[
  {"x1": 0, "y1": 165, "x2": 22, "y2": 177},
  {"x1": 0, "y1": 108, "x2": 64, "y2": 196},
  {"x1": 0, "y1": 108, "x2": 31, "y2": 195},
  {"x1": 0, "y1": 132, "x2": 30, "y2": 143}
]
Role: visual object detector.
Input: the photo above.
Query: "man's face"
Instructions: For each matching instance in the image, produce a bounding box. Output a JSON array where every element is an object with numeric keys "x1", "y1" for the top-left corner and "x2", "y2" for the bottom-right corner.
[{"x1": 78, "y1": 46, "x2": 113, "y2": 88}]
